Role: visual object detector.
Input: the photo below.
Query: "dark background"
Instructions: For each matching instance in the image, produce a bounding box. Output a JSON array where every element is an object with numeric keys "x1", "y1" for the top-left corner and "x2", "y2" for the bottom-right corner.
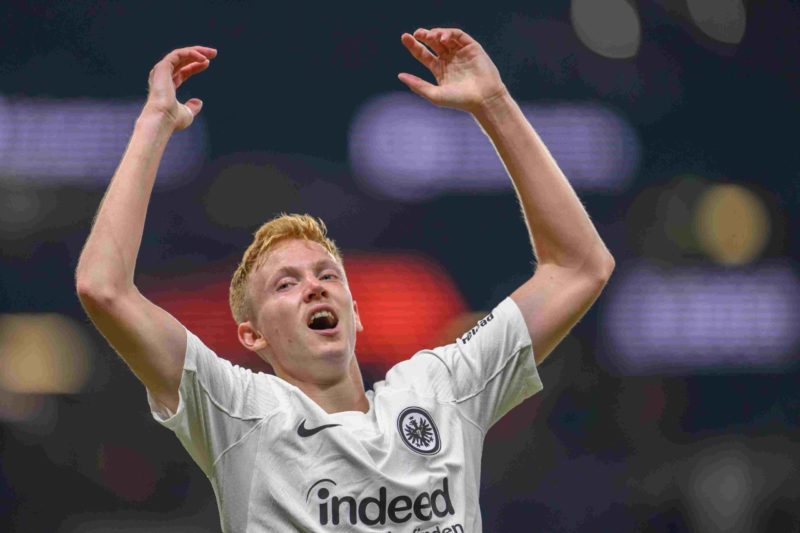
[{"x1": 1, "y1": 1, "x2": 799, "y2": 531}]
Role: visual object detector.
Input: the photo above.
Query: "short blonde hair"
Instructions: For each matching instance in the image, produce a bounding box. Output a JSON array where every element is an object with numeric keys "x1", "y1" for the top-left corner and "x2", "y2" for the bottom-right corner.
[{"x1": 229, "y1": 213, "x2": 342, "y2": 324}]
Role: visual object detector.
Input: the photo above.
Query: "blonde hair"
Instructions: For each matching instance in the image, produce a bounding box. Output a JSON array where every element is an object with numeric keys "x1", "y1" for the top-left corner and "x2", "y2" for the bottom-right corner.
[{"x1": 229, "y1": 213, "x2": 342, "y2": 324}]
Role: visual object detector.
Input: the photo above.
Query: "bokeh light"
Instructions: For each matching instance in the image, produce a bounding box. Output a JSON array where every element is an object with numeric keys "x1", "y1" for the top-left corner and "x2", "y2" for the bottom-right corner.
[
  {"x1": 570, "y1": 0, "x2": 641, "y2": 59},
  {"x1": 687, "y1": 444, "x2": 761, "y2": 532},
  {"x1": 0, "y1": 97, "x2": 206, "y2": 187},
  {"x1": 0, "y1": 3, "x2": 797, "y2": 531},
  {"x1": 693, "y1": 183, "x2": 771, "y2": 265},
  {"x1": 602, "y1": 261, "x2": 800, "y2": 374},
  {"x1": 349, "y1": 93, "x2": 640, "y2": 200},
  {"x1": 345, "y1": 253, "x2": 468, "y2": 367},
  {"x1": 626, "y1": 175, "x2": 709, "y2": 260},
  {"x1": 147, "y1": 253, "x2": 467, "y2": 370},
  {"x1": 0, "y1": 313, "x2": 93, "y2": 394},
  {"x1": 0, "y1": 388, "x2": 47, "y2": 423},
  {"x1": 687, "y1": 0, "x2": 746, "y2": 45}
]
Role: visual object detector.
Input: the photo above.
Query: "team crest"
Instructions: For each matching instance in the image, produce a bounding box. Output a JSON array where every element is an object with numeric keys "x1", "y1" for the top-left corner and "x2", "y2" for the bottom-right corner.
[{"x1": 397, "y1": 407, "x2": 441, "y2": 455}]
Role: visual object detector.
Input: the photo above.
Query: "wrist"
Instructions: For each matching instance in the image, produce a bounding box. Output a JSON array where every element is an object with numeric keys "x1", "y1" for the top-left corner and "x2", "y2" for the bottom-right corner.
[
  {"x1": 470, "y1": 86, "x2": 514, "y2": 125},
  {"x1": 136, "y1": 105, "x2": 179, "y2": 135}
]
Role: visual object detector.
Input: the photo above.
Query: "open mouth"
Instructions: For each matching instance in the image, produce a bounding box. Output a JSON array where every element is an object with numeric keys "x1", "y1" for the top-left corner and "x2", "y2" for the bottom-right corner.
[{"x1": 307, "y1": 310, "x2": 339, "y2": 331}]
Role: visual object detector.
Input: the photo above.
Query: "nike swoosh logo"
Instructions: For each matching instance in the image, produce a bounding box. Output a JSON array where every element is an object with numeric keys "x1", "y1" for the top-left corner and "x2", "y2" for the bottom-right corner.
[{"x1": 297, "y1": 419, "x2": 341, "y2": 438}]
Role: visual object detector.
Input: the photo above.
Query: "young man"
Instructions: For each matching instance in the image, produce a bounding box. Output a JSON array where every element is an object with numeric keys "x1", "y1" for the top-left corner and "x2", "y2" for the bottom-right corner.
[{"x1": 76, "y1": 27, "x2": 614, "y2": 532}]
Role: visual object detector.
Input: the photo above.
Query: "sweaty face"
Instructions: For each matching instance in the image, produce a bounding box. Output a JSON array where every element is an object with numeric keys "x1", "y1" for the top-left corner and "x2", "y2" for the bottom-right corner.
[{"x1": 239, "y1": 239, "x2": 362, "y2": 384}]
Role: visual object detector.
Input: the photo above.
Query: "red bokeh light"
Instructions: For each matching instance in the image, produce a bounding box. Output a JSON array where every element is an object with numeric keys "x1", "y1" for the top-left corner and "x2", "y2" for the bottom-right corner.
[{"x1": 146, "y1": 253, "x2": 468, "y2": 372}]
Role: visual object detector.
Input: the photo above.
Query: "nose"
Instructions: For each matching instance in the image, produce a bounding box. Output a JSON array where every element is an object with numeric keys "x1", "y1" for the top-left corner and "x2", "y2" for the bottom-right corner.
[{"x1": 303, "y1": 275, "x2": 327, "y2": 302}]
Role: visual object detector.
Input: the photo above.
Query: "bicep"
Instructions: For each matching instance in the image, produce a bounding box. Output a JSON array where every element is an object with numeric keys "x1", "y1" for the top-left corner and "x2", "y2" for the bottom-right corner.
[
  {"x1": 510, "y1": 261, "x2": 612, "y2": 365},
  {"x1": 79, "y1": 287, "x2": 186, "y2": 410}
]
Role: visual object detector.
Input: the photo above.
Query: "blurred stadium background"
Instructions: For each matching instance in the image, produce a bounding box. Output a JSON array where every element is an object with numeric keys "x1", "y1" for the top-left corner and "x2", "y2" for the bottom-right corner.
[{"x1": 1, "y1": 1, "x2": 799, "y2": 531}]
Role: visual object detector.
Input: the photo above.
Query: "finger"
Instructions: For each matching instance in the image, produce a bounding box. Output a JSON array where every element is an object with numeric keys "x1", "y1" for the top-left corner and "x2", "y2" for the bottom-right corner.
[
  {"x1": 173, "y1": 58, "x2": 210, "y2": 89},
  {"x1": 439, "y1": 29, "x2": 468, "y2": 53},
  {"x1": 401, "y1": 33, "x2": 437, "y2": 72},
  {"x1": 441, "y1": 28, "x2": 474, "y2": 48},
  {"x1": 151, "y1": 47, "x2": 215, "y2": 90},
  {"x1": 150, "y1": 55, "x2": 200, "y2": 88},
  {"x1": 165, "y1": 46, "x2": 217, "y2": 64},
  {"x1": 150, "y1": 60, "x2": 176, "y2": 91},
  {"x1": 428, "y1": 28, "x2": 456, "y2": 55},
  {"x1": 189, "y1": 46, "x2": 218, "y2": 59},
  {"x1": 438, "y1": 29, "x2": 457, "y2": 52},
  {"x1": 164, "y1": 48, "x2": 209, "y2": 71},
  {"x1": 183, "y1": 98, "x2": 203, "y2": 117},
  {"x1": 153, "y1": 48, "x2": 214, "y2": 90},
  {"x1": 413, "y1": 28, "x2": 447, "y2": 57},
  {"x1": 397, "y1": 72, "x2": 440, "y2": 103}
]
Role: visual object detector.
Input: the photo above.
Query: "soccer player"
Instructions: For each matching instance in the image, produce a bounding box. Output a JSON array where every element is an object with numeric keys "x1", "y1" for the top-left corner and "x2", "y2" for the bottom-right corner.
[{"x1": 76, "y1": 27, "x2": 614, "y2": 532}]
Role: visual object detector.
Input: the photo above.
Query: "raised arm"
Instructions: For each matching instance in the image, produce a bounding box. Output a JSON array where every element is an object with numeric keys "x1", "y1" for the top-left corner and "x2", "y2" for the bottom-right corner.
[
  {"x1": 75, "y1": 46, "x2": 217, "y2": 410},
  {"x1": 399, "y1": 28, "x2": 614, "y2": 364}
]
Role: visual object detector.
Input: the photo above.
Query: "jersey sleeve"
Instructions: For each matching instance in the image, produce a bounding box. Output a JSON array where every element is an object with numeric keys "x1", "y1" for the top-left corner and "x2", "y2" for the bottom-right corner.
[
  {"x1": 146, "y1": 330, "x2": 277, "y2": 476},
  {"x1": 386, "y1": 297, "x2": 543, "y2": 433}
]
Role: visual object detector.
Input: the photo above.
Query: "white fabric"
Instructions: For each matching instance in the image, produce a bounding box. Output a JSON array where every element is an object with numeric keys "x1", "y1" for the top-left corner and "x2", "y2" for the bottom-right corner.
[{"x1": 147, "y1": 297, "x2": 543, "y2": 532}]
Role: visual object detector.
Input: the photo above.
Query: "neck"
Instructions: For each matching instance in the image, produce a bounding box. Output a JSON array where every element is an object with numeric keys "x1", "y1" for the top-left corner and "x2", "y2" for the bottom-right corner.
[{"x1": 277, "y1": 356, "x2": 369, "y2": 414}]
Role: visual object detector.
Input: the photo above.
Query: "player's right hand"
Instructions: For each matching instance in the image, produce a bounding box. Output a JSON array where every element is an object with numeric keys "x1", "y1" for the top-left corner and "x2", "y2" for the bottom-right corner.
[{"x1": 144, "y1": 46, "x2": 217, "y2": 131}]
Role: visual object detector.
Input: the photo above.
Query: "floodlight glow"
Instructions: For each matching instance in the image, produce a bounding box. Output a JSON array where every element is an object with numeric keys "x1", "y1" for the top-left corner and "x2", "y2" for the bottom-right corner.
[
  {"x1": 348, "y1": 93, "x2": 639, "y2": 200},
  {"x1": 0, "y1": 96, "x2": 207, "y2": 187},
  {"x1": 601, "y1": 261, "x2": 800, "y2": 374}
]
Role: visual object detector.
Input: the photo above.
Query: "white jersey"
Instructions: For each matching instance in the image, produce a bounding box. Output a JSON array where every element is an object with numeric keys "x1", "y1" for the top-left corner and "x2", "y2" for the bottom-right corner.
[{"x1": 148, "y1": 297, "x2": 543, "y2": 532}]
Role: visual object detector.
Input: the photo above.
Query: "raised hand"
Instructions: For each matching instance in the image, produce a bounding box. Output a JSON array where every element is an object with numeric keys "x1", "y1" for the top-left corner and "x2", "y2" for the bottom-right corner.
[
  {"x1": 399, "y1": 28, "x2": 507, "y2": 113},
  {"x1": 144, "y1": 46, "x2": 217, "y2": 131}
]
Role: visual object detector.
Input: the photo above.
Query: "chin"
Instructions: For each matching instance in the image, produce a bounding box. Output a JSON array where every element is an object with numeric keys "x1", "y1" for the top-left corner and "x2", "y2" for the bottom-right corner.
[{"x1": 315, "y1": 345, "x2": 352, "y2": 364}]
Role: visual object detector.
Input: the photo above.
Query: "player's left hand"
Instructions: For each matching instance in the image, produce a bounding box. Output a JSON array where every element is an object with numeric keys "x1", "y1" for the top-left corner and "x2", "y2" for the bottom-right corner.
[{"x1": 399, "y1": 28, "x2": 507, "y2": 113}]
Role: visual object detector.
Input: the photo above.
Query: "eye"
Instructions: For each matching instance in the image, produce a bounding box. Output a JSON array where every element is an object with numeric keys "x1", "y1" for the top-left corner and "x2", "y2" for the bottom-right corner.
[
  {"x1": 320, "y1": 272, "x2": 338, "y2": 281},
  {"x1": 276, "y1": 279, "x2": 295, "y2": 291}
]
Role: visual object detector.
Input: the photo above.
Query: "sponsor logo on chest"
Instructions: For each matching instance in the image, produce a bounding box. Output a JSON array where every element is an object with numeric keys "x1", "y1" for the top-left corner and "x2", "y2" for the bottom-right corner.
[
  {"x1": 301, "y1": 406, "x2": 460, "y2": 528},
  {"x1": 306, "y1": 477, "x2": 455, "y2": 527}
]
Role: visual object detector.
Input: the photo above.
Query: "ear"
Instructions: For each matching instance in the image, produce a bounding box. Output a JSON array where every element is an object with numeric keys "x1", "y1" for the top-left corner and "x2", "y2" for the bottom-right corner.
[
  {"x1": 237, "y1": 320, "x2": 268, "y2": 352},
  {"x1": 353, "y1": 300, "x2": 364, "y2": 333}
]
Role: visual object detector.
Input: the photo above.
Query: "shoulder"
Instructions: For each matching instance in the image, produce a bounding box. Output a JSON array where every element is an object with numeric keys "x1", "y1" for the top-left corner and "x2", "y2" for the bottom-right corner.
[
  {"x1": 372, "y1": 349, "x2": 452, "y2": 400},
  {"x1": 183, "y1": 330, "x2": 286, "y2": 418},
  {"x1": 372, "y1": 298, "x2": 531, "y2": 398}
]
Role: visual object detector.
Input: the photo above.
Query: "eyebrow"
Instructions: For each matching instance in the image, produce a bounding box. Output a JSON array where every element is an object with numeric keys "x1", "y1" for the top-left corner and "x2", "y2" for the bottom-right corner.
[{"x1": 266, "y1": 259, "x2": 342, "y2": 287}]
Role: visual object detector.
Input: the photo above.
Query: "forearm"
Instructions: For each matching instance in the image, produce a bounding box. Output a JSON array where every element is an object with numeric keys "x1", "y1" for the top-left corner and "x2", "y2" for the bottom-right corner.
[
  {"x1": 473, "y1": 91, "x2": 613, "y2": 270},
  {"x1": 76, "y1": 111, "x2": 175, "y2": 294}
]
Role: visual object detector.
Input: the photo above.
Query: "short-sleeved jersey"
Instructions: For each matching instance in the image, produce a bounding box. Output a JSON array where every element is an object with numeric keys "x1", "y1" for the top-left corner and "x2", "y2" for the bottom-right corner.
[{"x1": 148, "y1": 297, "x2": 543, "y2": 532}]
